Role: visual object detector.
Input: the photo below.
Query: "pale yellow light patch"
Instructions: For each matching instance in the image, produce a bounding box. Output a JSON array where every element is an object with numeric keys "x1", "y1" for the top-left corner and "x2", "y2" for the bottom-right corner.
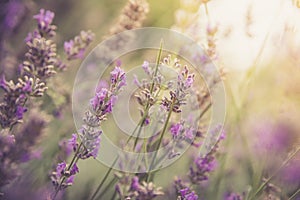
[{"x1": 196, "y1": 0, "x2": 300, "y2": 70}]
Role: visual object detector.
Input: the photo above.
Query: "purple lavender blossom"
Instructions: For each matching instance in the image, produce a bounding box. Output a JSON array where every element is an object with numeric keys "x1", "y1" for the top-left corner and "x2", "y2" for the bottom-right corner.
[
  {"x1": 280, "y1": 156, "x2": 300, "y2": 186},
  {"x1": 174, "y1": 179, "x2": 198, "y2": 200},
  {"x1": 178, "y1": 66, "x2": 195, "y2": 90},
  {"x1": 33, "y1": 9, "x2": 55, "y2": 27},
  {"x1": 78, "y1": 126, "x2": 102, "y2": 159},
  {"x1": 116, "y1": 174, "x2": 164, "y2": 199},
  {"x1": 110, "y1": 66, "x2": 127, "y2": 90},
  {"x1": 55, "y1": 162, "x2": 67, "y2": 179},
  {"x1": 68, "y1": 134, "x2": 78, "y2": 152},
  {"x1": 142, "y1": 61, "x2": 152, "y2": 76},
  {"x1": 170, "y1": 122, "x2": 184, "y2": 138},
  {"x1": 224, "y1": 193, "x2": 243, "y2": 200},
  {"x1": 52, "y1": 161, "x2": 79, "y2": 190},
  {"x1": 51, "y1": 66, "x2": 126, "y2": 196},
  {"x1": 161, "y1": 66, "x2": 194, "y2": 113},
  {"x1": 90, "y1": 88, "x2": 109, "y2": 113},
  {"x1": 4, "y1": 1, "x2": 26, "y2": 30},
  {"x1": 58, "y1": 139, "x2": 73, "y2": 158},
  {"x1": 24, "y1": 30, "x2": 41, "y2": 43},
  {"x1": 16, "y1": 106, "x2": 27, "y2": 120},
  {"x1": 189, "y1": 154, "x2": 217, "y2": 183},
  {"x1": 33, "y1": 9, "x2": 56, "y2": 37},
  {"x1": 64, "y1": 30, "x2": 94, "y2": 60},
  {"x1": 0, "y1": 109, "x2": 47, "y2": 187},
  {"x1": 70, "y1": 163, "x2": 79, "y2": 175},
  {"x1": 252, "y1": 121, "x2": 294, "y2": 154},
  {"x1": 130, "y1": 176, "x2": 140, "y2": 191},
  {"x1": 179, "y1": 187, "x2": 198, "y2": 200}
]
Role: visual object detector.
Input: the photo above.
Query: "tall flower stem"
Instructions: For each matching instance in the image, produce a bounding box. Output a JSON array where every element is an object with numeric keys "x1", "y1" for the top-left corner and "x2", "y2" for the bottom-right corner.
[
  {"x1": 52, "y1": 143, "x2": 82, "y2": 199},
  {"x1": 249, "y1": 146, "x2": 300, "y2": 200},
  {"x1": 132, "y1": 41, "x2": 163, "y2": 149},
  {"x1": 288, "y1": 188, "x2": 300, "y2": 200},
  {"x1": 90, "y1": 156, "x2": 118, "y2": 200},
  {"x1": 90, "y1": 43, "x2": 163, "y2": 200},
  {"x1": 147, "y1": 98, "x2": 175, "y2": 182}
]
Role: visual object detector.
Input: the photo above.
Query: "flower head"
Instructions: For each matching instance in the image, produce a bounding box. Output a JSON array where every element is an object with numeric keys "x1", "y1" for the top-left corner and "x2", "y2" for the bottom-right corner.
[
  {"x1": 55, "y1": 162, "x2": 67, "y2": 179},
  {"x1": 64, "y1": 30, "x2": 94, "y2": 60},
  {"x1": 33, "y1": 9, "x2": 54, "y2": 26},
  {"x1": 68, "y1": 134, "x2": 78, "y2": 152},
  {"x1": 224, "y1": 192, "x2": 243, "y2": 200},
  {"x1": 110, "y1": 66, "x2": 127, "y2": 91},
  {"x1": 170, "y1": 122, "x2": 184, "y2": 138},
  {"x1": 179, "y1": 187, "x2": 198, "y2": 200},
  {"x1": 33, "y1": 9, "x2": 56, "y2": 37},
  {"x1": 142, "y1": 61, "x2": 152, "y2": 76},
  {"x1": 188, "y1": 153, "x2": 217, "y2": 184}
]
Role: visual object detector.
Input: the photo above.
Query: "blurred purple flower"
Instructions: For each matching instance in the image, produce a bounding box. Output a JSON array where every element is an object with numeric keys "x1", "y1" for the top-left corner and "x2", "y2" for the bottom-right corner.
[
  {"x1": 280, "y1": 156, "x2": 300, "y2": 185},
  {"x1": 116, "y1": 175, "x2": 164, "y2": 199},
  {"x1": 224, "y1": 192, "x2": 243, "y2": 200},
  {"x1": 32, "y1": 9, "x2": 56, "y2": 37},
  {"x1": 70, "y1": 163, "x2": 79, "y2": 175},
  {"x1": 162, "y1": 66, "x2": 194, "y2": 113},
  {"x1": 130, "y1": 176, "x2": 140, "y2": 191},
  {"x1": 68, "y1": 134, "x2": 78, "y2": 152},
  {"x1": 65, "y1": 175, "x2": 75, "y2": 185},
  {"x1": 64, "y1": 30, "x2": 94, "y2": 60},
  {"x1": 179, "y1": 187, "x2": 198, "y2": 200},
  {"x1": 189, "y1": 155, "x2": 217, "y2": 183},
  {"x1": 110, "y1": 66, "x2": 126, "y2": 90},
  {"x1": 252, "y1": 121, "x2": 294, "y2": 155},
  {"x1": 4, "y1": 0, "x2": 26, "y2": 30},
  {"x1": 90, "y1": 88, "x2": 108, "y2": 112},
  {"x1": 59, "y1": 138, "x2": 73, "y2": 157},
  {"x1": 24, "y1": 30, "x2": 41, "y2": 43},
  {"x1": 96, "y1": 80, "x2": 109, "y2": 93},
  {"x1": 170, "y1": 122, "x2": 184, "y2": 138},
  {"x1": 116, "y1": 59, "x2": 122, "y2": 67},
  {"x1": 16, "y1": 106, "x2": 27, "y2": 120},
  {"x1": 55, "y1": 162, "x2": 67, "y2": 179},
  {"x1": 142, "y1": 61, "x2": 151, "y2": 76},
  {"x1": 33, "y1": 9, "x2": 54, "y2": 27}
]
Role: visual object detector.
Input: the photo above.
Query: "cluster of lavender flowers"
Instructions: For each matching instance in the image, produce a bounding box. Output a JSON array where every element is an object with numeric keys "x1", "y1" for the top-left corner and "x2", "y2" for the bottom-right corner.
[
  {"x1": 0, "y1": 8, "x2": 94, "y2": 192},
  {"x1": 0, "y1": 109, "x2": 47, "y2": 188},
  {"x1": 85, "y1": 50, "x2": 230, "y2": 200},
  {"x1": 115, "y1": 173, "x2": 164, "y2": 200},
  {"x1": 171, "y1": 124, "x2": 225, "y2": 200},
  {"x1": 51, "y1": 65, "x2": 126, "y2": 198},
  {"x1": 109, "y1": 0, "x2": 149, "y2": 35},
  {"x1": 0, "y1": 9, "x2": 94, "y2": 130}
]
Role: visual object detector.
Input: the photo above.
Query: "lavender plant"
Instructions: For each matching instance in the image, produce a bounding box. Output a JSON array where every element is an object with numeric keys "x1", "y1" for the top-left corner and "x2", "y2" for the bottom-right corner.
[
  {"x1": 0, "y1": 8, "x2": 94, "y2": 131},
  {"x1": 1, "y1": 1, "x2": 299, "y2": 200},
  {"x1": 51, "y1": 65, "x2": 126, "y2": 199},
  {"x1": 0, "y1": 8, "x2": 94, "y2": 193},
  {"x1": 85, "y1": 41, "x2": 227, "y2": 200}
]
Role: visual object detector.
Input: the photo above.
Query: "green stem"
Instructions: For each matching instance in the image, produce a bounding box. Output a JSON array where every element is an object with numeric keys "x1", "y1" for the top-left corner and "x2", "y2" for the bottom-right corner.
[
  {"x1": 94, "y1": 177, "x2": 118, "y2": 200},
  {"x1": 132, "y1": 41, "x2": 163, "y2": 149},
  {"x1": 53, "y1": 143, "x2": 82, "y2": 200},
  {"x1": 90, "y1": 157, "x2": 118, "y2": 200},
  {"x1": 147, "y1": 98, "x2": 175, "y2": 182},
  {"x1": 90, "y1": 42, "x2": 164, "y2": 199},
  {"x1": 249, "y1": 146, "x2": 300, "y2": 200},
  {"x1": 111, "y1": 190, "x2": 117, "y2": 200},
  {"x1": 288, "y1": 188, "x2": 300, "y2": 200}
]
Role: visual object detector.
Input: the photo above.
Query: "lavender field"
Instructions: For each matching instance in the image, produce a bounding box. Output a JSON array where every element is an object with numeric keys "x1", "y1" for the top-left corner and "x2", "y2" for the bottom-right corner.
[{"x1": 0, "y1": 0, "x2": 300, "y2": 199}]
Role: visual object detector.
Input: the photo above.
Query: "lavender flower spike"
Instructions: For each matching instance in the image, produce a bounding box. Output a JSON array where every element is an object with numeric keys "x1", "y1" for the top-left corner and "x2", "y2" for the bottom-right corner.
[
  {"x1": 64, "y1": 30, "x2": 94, "y2": 60},
  {"x1": 51, "y1": 65, "x2": 126, "y2": 196},
  {"x1": 33, "y1": 9, "x2": 56, "y2": 37},
  {"x1": 179, "y1": 187, "x2": 198, "y2": 200}
]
